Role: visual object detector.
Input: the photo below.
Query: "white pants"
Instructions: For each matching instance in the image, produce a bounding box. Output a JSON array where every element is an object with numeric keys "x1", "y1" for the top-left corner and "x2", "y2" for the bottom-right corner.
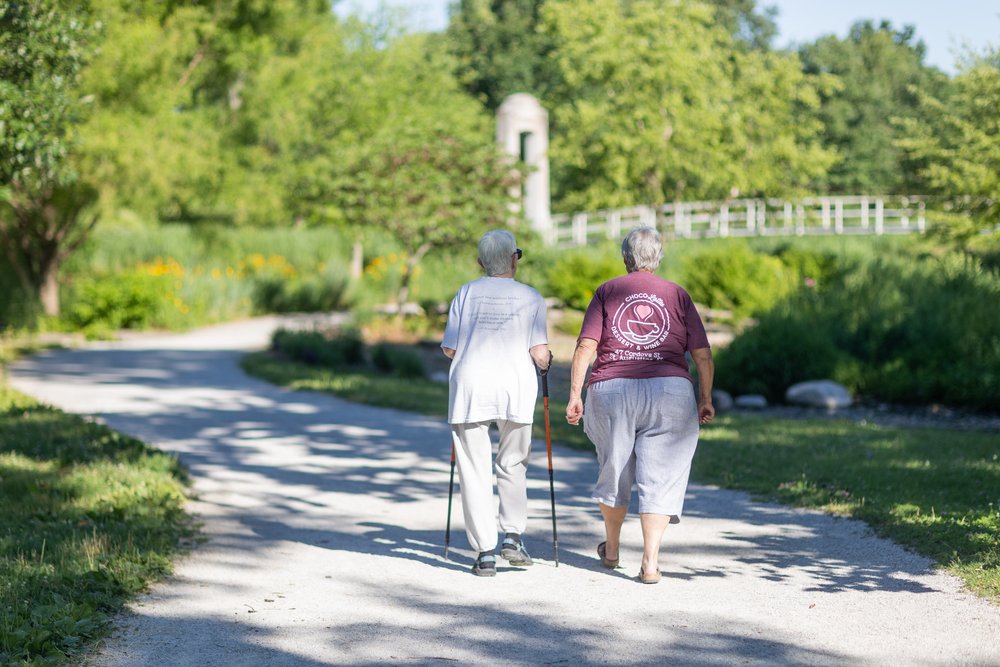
[{"x1": 451, "y1": 420, "x2": 532, "y2": 553}]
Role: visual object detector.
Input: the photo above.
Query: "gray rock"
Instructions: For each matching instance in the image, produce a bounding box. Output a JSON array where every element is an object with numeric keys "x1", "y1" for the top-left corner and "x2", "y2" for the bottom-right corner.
[
  {"x1": 712, "y1": 389, "x2": 734, "y2": 412},
  {"x1": 785, "y1": 380, "x2": 852, "y2": 409},
  {"x1": 734, "y1": 394, "x2": 768, "y2": 409}
]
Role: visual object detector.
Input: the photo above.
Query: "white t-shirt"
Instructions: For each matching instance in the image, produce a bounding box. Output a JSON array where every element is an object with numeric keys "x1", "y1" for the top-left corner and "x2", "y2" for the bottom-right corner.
[{"x1": 441, "y1": 276, "x2": 548, "y2": 424}]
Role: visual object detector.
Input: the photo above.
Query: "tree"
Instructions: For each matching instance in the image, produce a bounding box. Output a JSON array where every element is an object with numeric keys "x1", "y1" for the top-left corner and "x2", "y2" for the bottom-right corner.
[
  {"x1": 798, "y1": 20, "x2": 950, "y2": 194},
  {"x1": 0, "y1": 1, "x2": 98, "y2": 316},
  {"x1": 332, "y1": 34, "x2": 522, "y2": 305},
  {"x1": 539, "y1": 0, "x2": 833, "y2": 211},
  {"x1": 339, "y1": 129, "x2": 519, "y2": 306},
  {"x1": 897, "y1": 48, "x2": 1000, "y2": 248},
  {"x1": 447, "y1": 0, "x2": 559, "y2": 110},
  {"x1": 77, "y1": 0, "x2": 333, "y2": 227},
  {"x1": 704, "y1": 0, "x2": 777, "y2": 50}
]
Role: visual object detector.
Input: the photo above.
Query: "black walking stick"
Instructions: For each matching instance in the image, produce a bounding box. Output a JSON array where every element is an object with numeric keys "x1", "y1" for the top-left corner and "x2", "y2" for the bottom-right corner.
[
  {"x1": 444, "y1": 441, "x2": 457, "y2": 561},
  {"x1": 541, "y1": 370, "x2": 559, "y2": 566}
]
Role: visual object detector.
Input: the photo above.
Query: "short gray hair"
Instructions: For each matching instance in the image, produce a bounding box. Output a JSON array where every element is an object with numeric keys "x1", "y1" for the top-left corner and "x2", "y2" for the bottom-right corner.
[
  {"x1": 478, "y1": 229, "x2": 517, "y2": 276},
  {"x1": 622, "y1": 227, "x2": 664, "y2": 272}
]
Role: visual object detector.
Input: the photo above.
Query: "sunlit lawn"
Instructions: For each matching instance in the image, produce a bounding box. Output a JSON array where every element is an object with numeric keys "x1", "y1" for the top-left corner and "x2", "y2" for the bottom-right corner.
[
  {"x1": 0, "y1": 387, "x2": 193, "y2": 665},
  {"x1": 243, "y1": 351, "x2": 1000, "y2": 601}
]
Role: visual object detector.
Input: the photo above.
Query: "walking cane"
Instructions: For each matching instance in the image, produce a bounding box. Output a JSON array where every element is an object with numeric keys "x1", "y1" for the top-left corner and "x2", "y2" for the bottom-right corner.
[
  {"x1": 444, "y1": 441, "x2": 456, "y2": 561},
  {"x1": 541, "y1": 370, "x2": 559, "y2": 566}
]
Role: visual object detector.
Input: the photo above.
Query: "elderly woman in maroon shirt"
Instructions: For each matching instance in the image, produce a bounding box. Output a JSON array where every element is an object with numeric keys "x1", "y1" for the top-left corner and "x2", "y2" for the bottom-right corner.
[{"x1": 566, "y1": 226, "x2": 715, "y2": 584}]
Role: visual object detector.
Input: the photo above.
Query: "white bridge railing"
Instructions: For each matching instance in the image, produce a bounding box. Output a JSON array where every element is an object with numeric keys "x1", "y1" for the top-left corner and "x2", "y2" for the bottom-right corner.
[{"x1": 548, "y1": 195, "x2": 930, "y2": 246}]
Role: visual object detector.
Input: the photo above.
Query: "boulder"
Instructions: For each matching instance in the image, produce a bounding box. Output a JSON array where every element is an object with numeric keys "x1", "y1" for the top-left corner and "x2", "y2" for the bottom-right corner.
[
  {"x1": 734, "y1": 394, "x2": 768, "y2": 409},
  {"x1": 712, "y1": 389, "x2": 734, "y2": 412},
  {"x1": 785, "y1": 380, "x2": 852, "y2": 409}
]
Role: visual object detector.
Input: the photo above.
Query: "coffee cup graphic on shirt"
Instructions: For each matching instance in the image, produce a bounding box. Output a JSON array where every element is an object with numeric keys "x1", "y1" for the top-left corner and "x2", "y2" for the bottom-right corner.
[{"x1": 612, "y1": 296, "x2": 671, "y2": 348}]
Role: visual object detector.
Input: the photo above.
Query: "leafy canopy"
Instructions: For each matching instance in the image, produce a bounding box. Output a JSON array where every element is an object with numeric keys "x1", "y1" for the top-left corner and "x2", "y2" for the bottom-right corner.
[
  {"x1": 898, "y1": 47, "x2": 1000, "y2": 248},
  {"x1": 799, "y1": 20, "x2": 950, "y2": 194},
  {"x1": 540, "y1": 0, "x2": 833, "y2": 210}
]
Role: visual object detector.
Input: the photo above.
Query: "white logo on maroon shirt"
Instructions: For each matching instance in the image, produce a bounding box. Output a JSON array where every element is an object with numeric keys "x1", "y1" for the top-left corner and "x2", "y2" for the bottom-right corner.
[{"x1": 611, "y1": 293, "x2": 670, "y2": 349}]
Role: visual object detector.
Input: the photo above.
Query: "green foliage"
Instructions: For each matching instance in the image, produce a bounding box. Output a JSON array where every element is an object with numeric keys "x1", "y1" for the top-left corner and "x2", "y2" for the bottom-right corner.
[
  {"x1": 270, "y1": 328, "x2": 427, "y2": 379},
  {"x1": 799, "y1": 20, "x2": 950, "y2": 194},
  {"x1": 704, "y1": 0, "x2": 777, "y2": 51},
  {"x1": 332, "y1": 31, "x2": 522, "y2": 305},
  {"x1": 0, "y1": 1, "x2": 96, "y2": 189},
  {"x1": 447, "y1": 0, "x2": 558, "y2": 110},
  {"x1": 0, "y1": 387, "x2": 191, "y2": 663},
  {"x1": 715, "y1": 306, "x2": 862, "y2": 400},
  {"x1": 898, "y1": 46, "x2": 1000, "y2": 245},
  {"x1": 271, "y1": 328, "x2": 365, "y2": 369},
  {"x1": 769, "y1": 243, "x2": 842, "y2": 290},
  {"x1": 252, "y1": 263, "x2": 354, "y2": 314},
  {"x1": 0, "y1": 0, "x2": 101, "y2": 316},
  {"x1": 716, "y1": 250, "x2": 1000, "y2": 409},
  {"x1": 680, "y1": 242, "x2": 793, "y2": 321},
  {"x1": 77, "y1": 0, "x2": 333, "y2": 226},
  {"x1": 543, "y1": 246, "x2": 624, "y2": 310},
  {"x1": 65, "y1": 271, "x2": 166, "y2": 334},
  {"x1": 554, "y1": 309, "x2": 585, "y2": 337},
  {"x1": 694, "y1": 415, "x2": 1000, "y2": 601},
  {"x1": 371, "y1": 343, "x2": 426, "y2": 378},
  {"x1": 540, "y1": 0, "x2": 833, "y2": 210}
]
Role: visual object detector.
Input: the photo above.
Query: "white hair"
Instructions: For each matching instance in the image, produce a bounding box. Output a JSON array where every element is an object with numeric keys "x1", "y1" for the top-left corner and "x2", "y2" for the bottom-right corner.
[
  {"x1": 478, "y1": 230, "x2": 517, "y2": 276},
  {"x1": 622, "y1": 227, "x2": 664, "y2": 272}
]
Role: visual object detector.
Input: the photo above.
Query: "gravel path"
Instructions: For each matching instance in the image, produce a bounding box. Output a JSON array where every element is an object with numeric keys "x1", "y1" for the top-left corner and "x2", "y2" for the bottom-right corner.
[{"x1": 8, "y1": 317, "x2": 999, "y2": 666}]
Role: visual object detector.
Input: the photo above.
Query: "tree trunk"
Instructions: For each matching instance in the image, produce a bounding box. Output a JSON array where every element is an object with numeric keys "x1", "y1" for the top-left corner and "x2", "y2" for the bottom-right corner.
[
  {"x1": 351, "y1": 240, "x2": 363, "y2": 280},
  {"x1": 395, "y1": 242, "x2": 432, "y2": 308},
  {"x1": 39, "y1": 264, "x2": 60, "y2": 317}
]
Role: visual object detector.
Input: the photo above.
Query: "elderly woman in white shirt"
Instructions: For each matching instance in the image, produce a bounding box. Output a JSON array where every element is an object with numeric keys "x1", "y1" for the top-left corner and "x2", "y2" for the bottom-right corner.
[{"x1": 441, "y1": 230, "x2": 551, "y2": 577}]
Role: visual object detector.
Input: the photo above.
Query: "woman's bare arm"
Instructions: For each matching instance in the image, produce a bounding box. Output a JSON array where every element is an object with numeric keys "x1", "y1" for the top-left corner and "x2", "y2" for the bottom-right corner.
[
  {"x1": 690, "y1": 346, "x2": 715, "y2": 424},
  {"x1": 565, "y1": 338, "x2": 598, "y2": 425}
]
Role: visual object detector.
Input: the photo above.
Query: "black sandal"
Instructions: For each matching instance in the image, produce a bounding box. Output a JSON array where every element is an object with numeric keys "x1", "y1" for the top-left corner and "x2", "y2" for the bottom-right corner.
[
  {"x1": 471, "y1": 553, "x2": 497, "y2": 577},
  {"x1": 597, "y1": 542, "x2": 619, "y2": 569}
]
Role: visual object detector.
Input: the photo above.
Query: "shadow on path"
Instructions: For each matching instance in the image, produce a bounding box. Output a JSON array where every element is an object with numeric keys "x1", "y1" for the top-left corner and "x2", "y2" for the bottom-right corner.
[{"x1": 11, "y1": 340, "x2": 987, "y2": 666}]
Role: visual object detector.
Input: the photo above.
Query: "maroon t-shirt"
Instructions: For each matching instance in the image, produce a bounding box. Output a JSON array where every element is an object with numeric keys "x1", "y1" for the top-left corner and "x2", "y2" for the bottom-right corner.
[{"x1": 579, "y1": 271, "x2": 710, "y2": 387}]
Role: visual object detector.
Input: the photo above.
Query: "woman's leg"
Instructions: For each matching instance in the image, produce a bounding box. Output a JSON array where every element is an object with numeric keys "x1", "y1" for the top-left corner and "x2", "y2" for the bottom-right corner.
[
  {"x1": 452, "y1": 422, "x2": 498, "y2": 554},
  {"x1": 639, "y1": 512, "x2": 670, "y2": 575},
  {"x1": 495, "y1": 419, "x2": 532, "y2": 537},
  {"x1": 600, "y1": 503, "x2": 628, "y2": 560}
]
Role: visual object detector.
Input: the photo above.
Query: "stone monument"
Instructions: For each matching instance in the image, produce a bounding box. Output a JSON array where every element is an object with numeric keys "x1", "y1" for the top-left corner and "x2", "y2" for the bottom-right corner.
[{"x1": 496, "y1": 93, "x2": 551, "y2": 236}]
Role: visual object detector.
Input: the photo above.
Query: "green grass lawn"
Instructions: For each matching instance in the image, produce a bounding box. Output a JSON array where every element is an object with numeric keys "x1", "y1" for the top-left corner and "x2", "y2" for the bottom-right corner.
[
  {"x1": 0, "y1": 386, "x2": 193, "y2": 665},
  {"x1": 243, "y1": 351, "x2": 1000, "y2": 601}
]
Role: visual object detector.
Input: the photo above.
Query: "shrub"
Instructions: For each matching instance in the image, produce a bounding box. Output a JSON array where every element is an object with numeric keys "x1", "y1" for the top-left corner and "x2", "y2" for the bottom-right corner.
[
  {"x1": 715, "y1": 305, "x2": 861, "y2": 402},
  {"x1": 544, "y1": 247, "x2": 624, "y2": 310},
  {"x1": 271, "y1": 328, "x2": 365, "y2": 368},
  {"x1": 770, "y1": 243, "x2": 843, "y2": 290},
  {"x1": 554, "y1": 309, "x2": 585, "y2": 337},
  {"x1": 371, "y1": 343, "x2": 426, "y2": 378},
  {"x1": 680, "y1": 242, "x2": 792, "y2": 322},
  {"x1": 716, "y1": 250, "x2": 1000, "y2": 410},
  {"x1": 252, "y1": 264, "x2": 354, "y2": 314},
  {"x1": 65, "y1": 272, "x2": 166, "y2": 332}
]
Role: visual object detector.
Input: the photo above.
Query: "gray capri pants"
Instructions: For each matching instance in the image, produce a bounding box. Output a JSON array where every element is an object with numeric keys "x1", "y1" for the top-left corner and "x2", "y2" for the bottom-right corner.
[{"x1": 583, "y1": 376, "x2": 700, "y2": 518}]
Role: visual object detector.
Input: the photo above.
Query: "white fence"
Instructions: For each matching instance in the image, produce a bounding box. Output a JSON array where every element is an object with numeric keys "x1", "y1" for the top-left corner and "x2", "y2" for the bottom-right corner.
[{"x1": 548, "y1": 195, "x2": 930, "y2": 246}]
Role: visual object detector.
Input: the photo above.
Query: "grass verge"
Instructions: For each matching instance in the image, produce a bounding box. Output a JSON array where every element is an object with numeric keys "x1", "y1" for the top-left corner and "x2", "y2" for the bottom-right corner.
[
  {"x1": 242, "y1": 351, "x2": 999, "y2": 601},
  {"x1": 0, "y1": 386, "x2": 193, "y2": 665}
]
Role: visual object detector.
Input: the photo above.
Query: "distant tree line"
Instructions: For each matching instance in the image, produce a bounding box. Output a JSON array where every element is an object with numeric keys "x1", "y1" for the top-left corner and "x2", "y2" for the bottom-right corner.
[{"x1": 1, "y1": 0, "x2": 997, "y2": 315}]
